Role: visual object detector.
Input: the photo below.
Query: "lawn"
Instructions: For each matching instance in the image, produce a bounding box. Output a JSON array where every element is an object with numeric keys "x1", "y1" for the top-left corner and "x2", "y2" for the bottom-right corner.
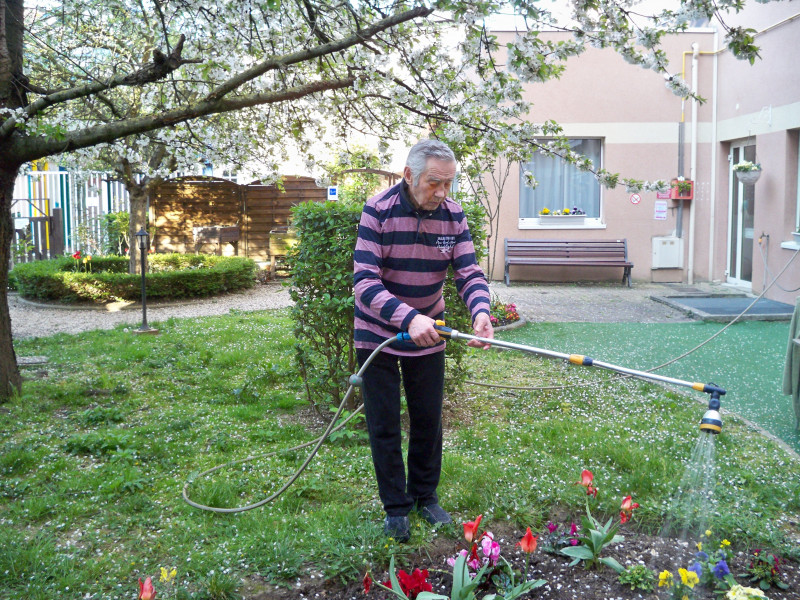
[{"x1": 2, "y1": 310, "x2": 800, "y2": 599}]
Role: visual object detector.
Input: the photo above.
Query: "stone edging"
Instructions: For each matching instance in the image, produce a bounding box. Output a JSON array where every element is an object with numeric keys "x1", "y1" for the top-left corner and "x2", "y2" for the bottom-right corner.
[{"x1": 494, "y1": 318, "x2": 526, "y2": 332}]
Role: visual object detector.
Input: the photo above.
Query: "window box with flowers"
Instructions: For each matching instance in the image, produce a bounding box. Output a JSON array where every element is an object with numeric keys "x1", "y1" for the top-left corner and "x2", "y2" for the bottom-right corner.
[
  {"x1": 670, "y1": 178, "x2": 694, "y2": 200},
  {"x1": 538, "y1": 207, "x2": 586, "y2": 226},
  {"x1": 733, "y1": 161, "x2": 762, "y2": 184}
]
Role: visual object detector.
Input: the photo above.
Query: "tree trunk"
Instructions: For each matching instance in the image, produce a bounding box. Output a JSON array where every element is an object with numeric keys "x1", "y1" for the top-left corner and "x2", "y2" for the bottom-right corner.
[
  {"x1": 0, "y1": 164, "x2": 23, "y2": 401},
  {"x1": 127, "y1": 186, "x2": 148, "y2": 274}
]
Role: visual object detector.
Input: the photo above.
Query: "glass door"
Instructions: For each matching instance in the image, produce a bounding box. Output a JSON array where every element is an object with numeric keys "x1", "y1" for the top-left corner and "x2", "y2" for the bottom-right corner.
[{"x1": 727, "y1": 144, "x2": 756, "y2": 287}]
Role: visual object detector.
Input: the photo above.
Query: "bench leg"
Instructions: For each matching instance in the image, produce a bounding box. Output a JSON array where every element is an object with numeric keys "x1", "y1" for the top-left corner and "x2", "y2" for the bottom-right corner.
[
  {"x1": 504, "y1": 264, "x2": 509, "y2": 286},
  {"x1": 623, "y1": 267, "x2": 632, "y2": 287}
]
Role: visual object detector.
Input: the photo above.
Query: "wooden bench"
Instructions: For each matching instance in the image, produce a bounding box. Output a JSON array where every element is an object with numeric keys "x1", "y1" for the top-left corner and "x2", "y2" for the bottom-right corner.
[{"x1": 504, "y1": 239, "x2": 633, "y2": 287}]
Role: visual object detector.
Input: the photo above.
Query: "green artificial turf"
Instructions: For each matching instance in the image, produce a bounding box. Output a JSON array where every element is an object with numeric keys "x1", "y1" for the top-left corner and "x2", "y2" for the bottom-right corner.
[{"x1": 498, "y1": 320, "x2": 800, "y2": 452}]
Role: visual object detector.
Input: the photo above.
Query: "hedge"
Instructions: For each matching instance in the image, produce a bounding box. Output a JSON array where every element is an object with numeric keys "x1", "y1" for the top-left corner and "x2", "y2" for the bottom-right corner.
[{"x1": 10, "y1": 254, "x2": 257, "y2": 303}]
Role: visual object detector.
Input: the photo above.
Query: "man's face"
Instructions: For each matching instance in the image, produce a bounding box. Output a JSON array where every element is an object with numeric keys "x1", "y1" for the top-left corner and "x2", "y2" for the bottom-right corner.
[{"x1": 404, "y1": 158, "x2": 456, "y2": 211}]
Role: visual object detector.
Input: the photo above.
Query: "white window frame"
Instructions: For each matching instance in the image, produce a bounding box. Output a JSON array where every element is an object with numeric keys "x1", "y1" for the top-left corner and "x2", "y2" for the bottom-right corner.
[{"x1": 518, "y1": 138, "x2": 606, "y2": 230}]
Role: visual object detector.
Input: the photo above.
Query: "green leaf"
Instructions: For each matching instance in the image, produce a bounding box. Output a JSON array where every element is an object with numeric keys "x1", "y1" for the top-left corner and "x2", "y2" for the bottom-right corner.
[
  {"x1": 600, "y1": 557, "x2": 625, "y2": 573},
  {"x1": 560, "y1": 546, "x2": 594, "y2": 560},
  {"x1": 387, "y1": 556, "x2": 411, "y2": 600}
]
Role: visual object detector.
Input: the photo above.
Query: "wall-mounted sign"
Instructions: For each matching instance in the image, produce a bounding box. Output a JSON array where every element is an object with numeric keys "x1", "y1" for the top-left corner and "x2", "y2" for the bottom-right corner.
[
  {"x1": 654, "y1": 200, "x2": 668, "y2": 220},
  {"x1": 327, "y1": 186, "x2": 338, "y2": 201},
  {"x1": 656, "y1": 190, "x2": 672, "y2": 200},
  {"x1": 630, "y1": 193, "x2": 641, "y2": 204}
]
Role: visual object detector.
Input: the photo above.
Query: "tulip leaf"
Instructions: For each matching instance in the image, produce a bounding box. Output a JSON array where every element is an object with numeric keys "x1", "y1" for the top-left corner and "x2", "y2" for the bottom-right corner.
[
  {"x1": 387, "y1": 556, "x2": 411, "y2": 600},
  {"x1": 600, "y1": 557, "x2": 626, "y2": 574},
  {"x1": 560, "y1": 546, "x2": 594, "y2": 560}
]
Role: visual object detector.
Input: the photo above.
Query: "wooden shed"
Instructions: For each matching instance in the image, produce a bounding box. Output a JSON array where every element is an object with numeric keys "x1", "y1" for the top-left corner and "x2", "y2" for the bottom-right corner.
[{"x1": 150, "y1": 175, "x2": 327, "y2": 264}]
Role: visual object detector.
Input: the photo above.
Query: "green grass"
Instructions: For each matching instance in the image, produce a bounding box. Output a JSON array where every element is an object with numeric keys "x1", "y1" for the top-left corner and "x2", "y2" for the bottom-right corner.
[{"x1": 3, "y1": 311, "x2": 800, "y2": 599}]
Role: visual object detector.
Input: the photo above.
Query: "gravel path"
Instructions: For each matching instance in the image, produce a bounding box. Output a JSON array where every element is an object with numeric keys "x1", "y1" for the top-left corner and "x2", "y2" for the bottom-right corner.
[
  {"x1": 9, "y1": 283, "x2": 293, "y2": 339},
  {"x1": 8, "y1": 280, "x2": 710, "y2": 340}
]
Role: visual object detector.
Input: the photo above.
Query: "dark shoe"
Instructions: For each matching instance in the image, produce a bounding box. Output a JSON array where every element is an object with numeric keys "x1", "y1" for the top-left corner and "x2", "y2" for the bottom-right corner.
[
  {"x1": 417, "y1": 503, "x2": 452, "y2": 525},
  {"x1": 384, "y1": 515, "x2": 410, "y2": 543}
]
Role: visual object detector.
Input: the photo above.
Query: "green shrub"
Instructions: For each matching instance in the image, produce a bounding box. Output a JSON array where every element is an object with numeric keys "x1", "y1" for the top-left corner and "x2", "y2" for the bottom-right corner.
[
  {"x1": 288, "y1": 200, "x2": 362, "y2": 412},
  {"x1": 10, "y1": 254, "x2": 256, "y2": 302}
]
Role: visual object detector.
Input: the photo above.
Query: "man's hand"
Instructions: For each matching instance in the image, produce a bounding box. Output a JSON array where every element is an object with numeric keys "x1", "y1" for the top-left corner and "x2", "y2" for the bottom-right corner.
[
  {"x1": 408, "y1": 314, "x2": 441, "y2": 347},
  {"x1": 468, "y1": 312, "x2": 494, "y2": 349}
]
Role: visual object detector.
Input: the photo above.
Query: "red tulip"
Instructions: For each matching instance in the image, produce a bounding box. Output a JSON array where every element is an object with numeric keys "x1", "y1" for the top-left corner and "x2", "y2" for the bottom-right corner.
[
  {"x1": 72, "y1": 250, "x2": 81, "y2": 260},
  {"x1": 463, "y1": 514, "x2": 483, "y2": 543},
  {"x1": 362, "y1": 572, "x2": 372, "y2": 594},
  {"x1": 517, "y1": 527, "x2": 538, "y2": 553},
  {"x1": 579, "y1": 469, "x2": 593, "y2": 486},
  {"x1": 620, "y1": 495, "x2": 640, "y2": 524},
  {"x1": 138, "y1": 577, "x2": 156, "y2": 600},
  {"x1": 578, "y1": 469, "x2": 598, "y2": 497}
]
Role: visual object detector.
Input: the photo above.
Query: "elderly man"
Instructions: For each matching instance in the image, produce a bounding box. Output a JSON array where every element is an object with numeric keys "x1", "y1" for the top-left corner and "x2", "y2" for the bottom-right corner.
[{"x1": 353, "y1": 139, "x2": 493, "y2": 542}]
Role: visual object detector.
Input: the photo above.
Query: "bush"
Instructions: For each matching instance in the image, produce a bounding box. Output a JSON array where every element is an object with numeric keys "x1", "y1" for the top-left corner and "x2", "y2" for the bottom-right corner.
[
  {"x1": 288, "y1": 200, "x2": 362, "y2": 412},
  {"x1": 10, "y1": 254, "x2": 257, "y2": 303}
]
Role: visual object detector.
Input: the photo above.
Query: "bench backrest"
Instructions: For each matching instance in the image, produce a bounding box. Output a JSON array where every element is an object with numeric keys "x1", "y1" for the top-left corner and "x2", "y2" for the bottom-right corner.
[{"x1": 505, "y1": 239, "x2": 629, "y2": 261}]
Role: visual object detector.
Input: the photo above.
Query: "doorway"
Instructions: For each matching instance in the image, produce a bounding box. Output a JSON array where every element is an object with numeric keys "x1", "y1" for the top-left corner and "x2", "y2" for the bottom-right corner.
[{"x1": 727, "y1": 144, "x2": 756, "y2": 288}]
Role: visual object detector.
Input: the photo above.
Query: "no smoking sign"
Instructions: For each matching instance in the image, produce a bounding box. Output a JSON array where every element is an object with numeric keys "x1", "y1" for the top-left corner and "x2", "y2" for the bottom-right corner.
[{"x1": 630, "y1": 193, "x2": 642, "y2": 204}]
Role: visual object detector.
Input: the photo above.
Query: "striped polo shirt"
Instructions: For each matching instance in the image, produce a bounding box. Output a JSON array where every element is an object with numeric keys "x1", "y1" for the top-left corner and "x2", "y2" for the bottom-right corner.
[{"x1": 353, "y1": 181, "x2": 491, "y2": 356}]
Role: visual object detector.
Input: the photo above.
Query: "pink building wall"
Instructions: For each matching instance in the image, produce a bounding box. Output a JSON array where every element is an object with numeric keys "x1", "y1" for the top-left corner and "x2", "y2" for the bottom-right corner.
[{"x1": 489, "y1": 3, "x2": 800, "y2": 304}]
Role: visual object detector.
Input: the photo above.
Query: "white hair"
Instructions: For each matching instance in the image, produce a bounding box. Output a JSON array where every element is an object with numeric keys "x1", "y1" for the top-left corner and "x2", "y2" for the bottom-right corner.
[{"x1": 406, "y1": 139, "x2": 456, "y2": 185}]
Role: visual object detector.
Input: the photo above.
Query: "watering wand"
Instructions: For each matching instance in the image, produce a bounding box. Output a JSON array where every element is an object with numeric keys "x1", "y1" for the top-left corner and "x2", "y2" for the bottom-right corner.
[{"x1": 398, "y1": 321, "x2": 726, "y2": 435}]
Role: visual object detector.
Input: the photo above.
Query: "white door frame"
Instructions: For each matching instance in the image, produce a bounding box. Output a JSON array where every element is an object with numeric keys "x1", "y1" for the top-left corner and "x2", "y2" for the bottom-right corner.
[{"x1": 726, "y1": 142, "x2": 754, "y2": 289}]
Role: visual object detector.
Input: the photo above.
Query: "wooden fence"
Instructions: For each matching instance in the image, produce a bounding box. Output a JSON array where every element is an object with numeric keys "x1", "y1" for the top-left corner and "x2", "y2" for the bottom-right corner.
[{"x1": 150, "y1": 175, "x2": 328, "y2": 264}]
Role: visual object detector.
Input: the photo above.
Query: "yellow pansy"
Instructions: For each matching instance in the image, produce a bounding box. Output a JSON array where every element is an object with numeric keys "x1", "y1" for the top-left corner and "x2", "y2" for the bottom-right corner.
[
  {"x1": 160, "y1": 567, "x2": 177, "y2": 583},
  {"x1": 679, "y1": 568, "x2": 699, "y2": 588},
  {"x1": 658, "y1": 570, "x2": 673, "y2": 588},
  {"x1": 696, "y1": 541, "x2": 703, "y2": 551},
  {"x1": 721, "y1": 539, "x2": 731, "y2": 547},
  {"x1": 705, "y1": 529, "x2": 712, "y2": 537}
]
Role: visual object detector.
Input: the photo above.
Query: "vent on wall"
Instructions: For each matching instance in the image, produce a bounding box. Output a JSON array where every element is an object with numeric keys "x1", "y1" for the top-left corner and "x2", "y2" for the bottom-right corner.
[{"x1": 652, "y1": 236, "x2": 684, "y2": 269}]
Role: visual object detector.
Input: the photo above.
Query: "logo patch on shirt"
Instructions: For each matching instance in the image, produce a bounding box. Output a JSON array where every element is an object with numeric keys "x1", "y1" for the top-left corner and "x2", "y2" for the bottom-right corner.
[{"x1": 436, "y1": 235, "x2": 456, "y2": 253}]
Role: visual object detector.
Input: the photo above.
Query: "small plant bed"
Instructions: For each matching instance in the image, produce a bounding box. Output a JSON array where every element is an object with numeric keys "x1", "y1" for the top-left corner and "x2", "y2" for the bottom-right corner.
[
  {"x1": 489, "y1": 295, "x2": 521, "y2": 327},
  {"x1": 9, "y1": 253, "x2": 257, "y2": 303}
]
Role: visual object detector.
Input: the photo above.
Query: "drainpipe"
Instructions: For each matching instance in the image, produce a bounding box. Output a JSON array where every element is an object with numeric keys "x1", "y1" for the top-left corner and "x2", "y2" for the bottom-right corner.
[
  {"x1": 688, "y1": 43, "x2": 699, "y2": 285},
  {"x1": 708, "y1": 30, "x2": 719, "y2": 282}
]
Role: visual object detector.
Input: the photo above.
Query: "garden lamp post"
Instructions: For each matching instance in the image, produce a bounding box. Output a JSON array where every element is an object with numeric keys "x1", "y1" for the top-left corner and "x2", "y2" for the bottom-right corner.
[{"x1": 134, "y1": 228, "x2": 156, "y2": 334}]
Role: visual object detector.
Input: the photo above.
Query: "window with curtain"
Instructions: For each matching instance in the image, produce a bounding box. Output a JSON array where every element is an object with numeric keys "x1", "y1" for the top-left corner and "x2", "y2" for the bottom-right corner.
[{"x1": 519, "y1": 139, "x2": 602, "y2": 222}]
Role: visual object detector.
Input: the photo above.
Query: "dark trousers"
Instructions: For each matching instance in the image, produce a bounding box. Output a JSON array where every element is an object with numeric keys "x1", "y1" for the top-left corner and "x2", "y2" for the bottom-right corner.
[{"x1": 357, "y1": 348, "x2": 445, "y2": 516}]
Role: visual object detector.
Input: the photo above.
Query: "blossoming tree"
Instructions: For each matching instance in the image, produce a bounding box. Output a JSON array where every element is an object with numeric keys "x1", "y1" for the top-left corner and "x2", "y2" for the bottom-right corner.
[{"x1": 0, "y1": 0, "x2": 766, "y2": 398}]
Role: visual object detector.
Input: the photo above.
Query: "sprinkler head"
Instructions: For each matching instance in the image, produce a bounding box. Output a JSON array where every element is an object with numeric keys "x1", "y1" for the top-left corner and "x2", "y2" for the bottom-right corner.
[{"x1": 699, "y1": 409, "x2": 722, "y2": 434}]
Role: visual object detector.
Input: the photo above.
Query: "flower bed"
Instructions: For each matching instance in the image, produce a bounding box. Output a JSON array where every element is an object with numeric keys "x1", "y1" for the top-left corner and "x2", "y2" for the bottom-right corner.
[
  {"x1": 490, "y1": 296, "x2": 520, "y2": 327},
  {"x1": 10, "y1": 253, "x2": 257, "y2": 303}
]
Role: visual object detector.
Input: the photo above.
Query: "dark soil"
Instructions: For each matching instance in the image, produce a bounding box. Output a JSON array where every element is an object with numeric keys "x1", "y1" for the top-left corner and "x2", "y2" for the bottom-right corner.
[{"x1": 245, "y1": 524, "x2": 800, "y2": 600}]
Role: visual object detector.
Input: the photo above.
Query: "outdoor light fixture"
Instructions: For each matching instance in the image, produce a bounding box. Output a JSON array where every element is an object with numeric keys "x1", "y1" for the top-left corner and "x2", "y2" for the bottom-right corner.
[
  {"x1": 136, "y1": 227, "x2": 149, "y2": 251},
  {"x1": 134, "y1": 228, "x2": 157, "y2": 334}
]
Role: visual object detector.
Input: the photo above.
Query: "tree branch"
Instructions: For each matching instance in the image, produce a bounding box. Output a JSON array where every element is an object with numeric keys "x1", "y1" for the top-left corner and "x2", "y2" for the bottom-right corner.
[
  {"x1": 202, "y1": 5, "x2": 432, "y2": 102},
  {"x1": 7, "y1": 77, "x2": 357, "y2": 163},
  {"x1": 0, "y1": 34, "x2": 200, "y2": 138}
]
